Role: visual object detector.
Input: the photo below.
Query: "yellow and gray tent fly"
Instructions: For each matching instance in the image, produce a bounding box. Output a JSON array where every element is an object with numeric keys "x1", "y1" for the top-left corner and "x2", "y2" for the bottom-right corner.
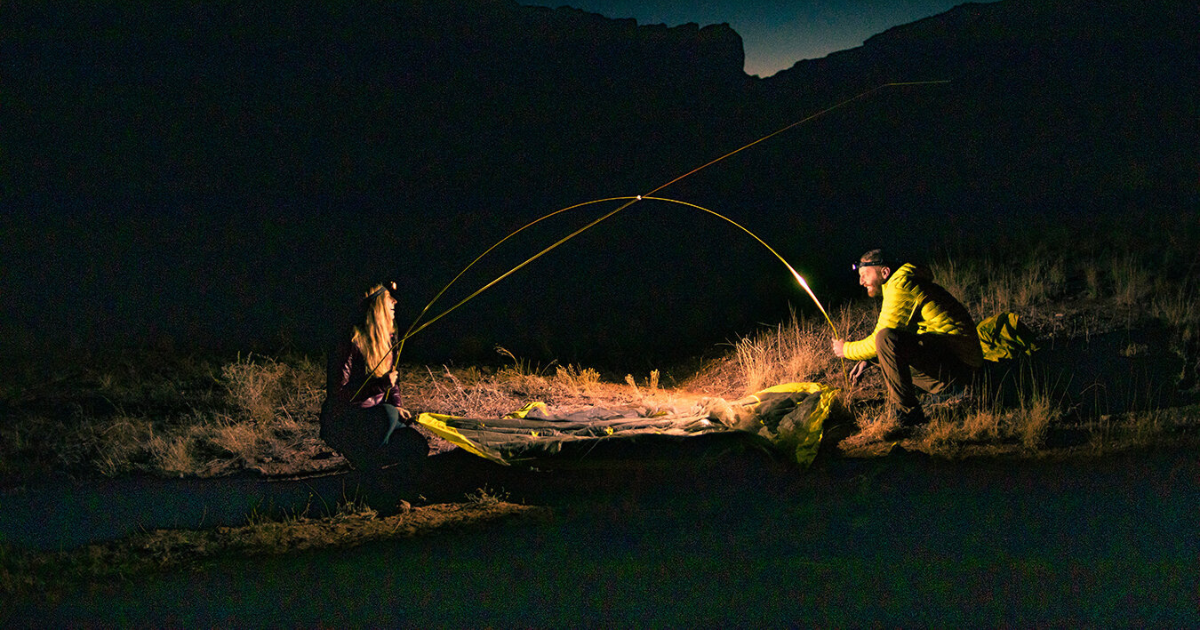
[
  {"x1": 977, "y1": 311, "x2": 1039, "y2": 362},
  {"x1": 415, "y1": 382, "x2": 838, "y2": 468}
]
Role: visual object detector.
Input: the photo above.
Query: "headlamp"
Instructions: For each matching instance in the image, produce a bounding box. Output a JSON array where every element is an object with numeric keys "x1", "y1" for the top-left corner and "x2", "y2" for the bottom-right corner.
[
  {"x1": 851, "y1": 261, "x2": 886, "y2": 272},
  {"x1": 364, "y1": 282, "x2": 399, "y2": 304}
]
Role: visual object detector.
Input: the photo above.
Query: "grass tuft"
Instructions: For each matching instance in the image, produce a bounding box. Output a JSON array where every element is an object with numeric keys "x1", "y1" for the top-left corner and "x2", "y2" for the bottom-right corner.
[
  {"x1": 732, "y1": 306, "x2": 874, "y2": 396},
  {"x1": 1111, "y1": 254, "x2": 1152, "y2": 308},
  {"x1": 554, "y1": 365, "x2": 601, "y2": 392}
]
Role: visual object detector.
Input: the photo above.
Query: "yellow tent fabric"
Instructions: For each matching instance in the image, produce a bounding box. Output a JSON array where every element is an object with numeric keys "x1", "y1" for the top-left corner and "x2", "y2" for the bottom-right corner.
[
  {"x1": 414, "y1": 413, "x2": 512, "y2": 465},
  {"x1": 977, "y1": 312, "x2": 1039, "y2": 361},
  {"x1": 733, "y1": 382, "x2": 839, "y2": 467},
  {"x1": 504, "y1": 402, "x2": 548, "y2": 419},
  {"x1": 414, "y1": 382, "x2": 838, "y2": 468}
]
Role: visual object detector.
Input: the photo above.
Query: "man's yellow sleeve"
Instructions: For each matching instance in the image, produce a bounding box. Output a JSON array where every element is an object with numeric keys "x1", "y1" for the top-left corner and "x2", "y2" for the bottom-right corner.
[{"x1": 841, "y1": 272, "x2": 920, "y2": 361}]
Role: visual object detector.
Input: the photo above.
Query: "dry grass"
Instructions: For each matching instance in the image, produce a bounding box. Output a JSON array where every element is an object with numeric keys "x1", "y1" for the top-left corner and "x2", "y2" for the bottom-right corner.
[
  {"x1": 925, "y1": 394, "x2": 1059, "y2": 452},
  {"x1": 930, "y1": 250, "x2": 1068, "y2": 321},
  {"x1": 1082, "y1": 403, "x2": 1200, "y2": 452},
  {"x1": 849, "y1": 404, "x2": 891, "y2": 443},
  {"x1": 1, "y1": 495, "x2": 549, "y2": 598},
  {"x1": 624, "y1": 369, "x2": 660, "y2": 398},
  {"x1": 848, "y1": 387, "x2": 1061, "y2": 456},
  {"x1": 554, "y1": 364, "x2": 602, "y2": 393},
  {"x1": 409, "y1": 359, "x2": 567, "y2": 420},
  {"x1": 1110, "y1": 253, "x2": 1153, "y2": 308},
  {"x1": 734, "y1": 311, "x2": 828, "y2": 394},
  {"x1": 730, "y1": 305, "x2": 876, "y2": 397},
  {"x1": 0, "y1": 353, "x2": 327, "y2": 481},
  {"x1": 390, "y1": 346, "x2": 676, "y2": 424},
  {"x1": 411, "y1": 364, "x2": 531, "y2": 419},
  {"x1": 929, "y1": 240, "x2": 1192, "y2": 334},
  {"x1": 1153, "y1": 283, "x2": 1200, "y2": 372},
  {"x1": 10, "y1": 346, "x2": 657, "y2": 481},
  {"x1": 1153, "y1": 287, "x2": 1199, "y2": 337},
  {"x1": 2, "y1": 227, "x2": 1197, "y2": 483}
]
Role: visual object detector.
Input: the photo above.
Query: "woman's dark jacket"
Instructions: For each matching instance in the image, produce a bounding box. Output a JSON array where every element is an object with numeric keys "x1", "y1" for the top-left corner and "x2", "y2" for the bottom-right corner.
[{"x1": 324, "y1": 337, "x2": 402, "y2": 412}]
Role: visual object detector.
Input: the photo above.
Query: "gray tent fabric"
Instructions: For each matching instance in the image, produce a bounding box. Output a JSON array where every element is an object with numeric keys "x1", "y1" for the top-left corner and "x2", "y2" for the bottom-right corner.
[
  {"x1": 415, "y1": 383, "x2": 838, "y2": 466},
  {"x1": 419, "y1": 407, "x2": 722, "y2": 463}
]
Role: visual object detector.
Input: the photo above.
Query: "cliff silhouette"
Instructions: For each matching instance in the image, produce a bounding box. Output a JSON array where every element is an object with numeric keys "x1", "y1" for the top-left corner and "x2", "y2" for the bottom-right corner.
[{"x1": 2, "y1": 0, "x2": 1195, "y2": 361}]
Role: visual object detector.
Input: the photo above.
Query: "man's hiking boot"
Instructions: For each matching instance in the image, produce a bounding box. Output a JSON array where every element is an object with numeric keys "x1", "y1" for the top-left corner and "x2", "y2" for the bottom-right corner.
[{"x1": 882, "y1": 407, "x2": 928, "y2": 442}]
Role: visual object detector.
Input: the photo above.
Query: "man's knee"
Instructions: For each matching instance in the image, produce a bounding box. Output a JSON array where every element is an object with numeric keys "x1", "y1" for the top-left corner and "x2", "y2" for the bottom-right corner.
[{"x1": 875, "y1": 328, "x2": 902, "y2": 355}]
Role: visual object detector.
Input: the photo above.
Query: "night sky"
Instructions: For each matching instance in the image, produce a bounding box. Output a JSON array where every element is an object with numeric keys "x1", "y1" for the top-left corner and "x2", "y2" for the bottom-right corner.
[{"x1": 543, "y1": 1, "x2": 996, "y2": 76}]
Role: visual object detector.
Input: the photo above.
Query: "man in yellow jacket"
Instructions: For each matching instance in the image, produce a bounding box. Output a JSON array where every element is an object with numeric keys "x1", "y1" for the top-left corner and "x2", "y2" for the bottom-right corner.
[{"x1": 832, "y1": 249, "x2": 983, "y2": 439}]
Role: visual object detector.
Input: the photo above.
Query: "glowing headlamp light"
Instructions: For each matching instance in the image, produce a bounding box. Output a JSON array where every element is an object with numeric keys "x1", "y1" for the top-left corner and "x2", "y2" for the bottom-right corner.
[{"x1": 851, "y1": 260, "x2": 886, "y2": 272}]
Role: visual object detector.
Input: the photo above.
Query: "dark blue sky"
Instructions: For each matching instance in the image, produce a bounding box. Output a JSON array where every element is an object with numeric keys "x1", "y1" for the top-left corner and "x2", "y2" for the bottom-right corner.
[{"x1": 544, "y1": 1, "x2": 992, "y2": 76}]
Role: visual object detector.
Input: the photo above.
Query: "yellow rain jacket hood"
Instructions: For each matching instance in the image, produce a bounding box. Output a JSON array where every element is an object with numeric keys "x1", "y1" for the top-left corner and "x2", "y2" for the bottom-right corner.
[{"x1": 842, "y1": 263, "x2": 983, "y2": 367}]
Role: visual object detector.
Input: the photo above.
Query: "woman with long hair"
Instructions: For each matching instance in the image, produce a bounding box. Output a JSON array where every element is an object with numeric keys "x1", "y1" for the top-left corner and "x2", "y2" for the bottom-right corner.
[{"x1": 320, "y1": 281, "x2": 427, "y2": 470}]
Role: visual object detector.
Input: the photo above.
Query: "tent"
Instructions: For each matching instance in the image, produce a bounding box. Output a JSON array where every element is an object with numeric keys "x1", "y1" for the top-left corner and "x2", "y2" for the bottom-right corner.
[{"x1": 415, "y1": 382, "x2": 839, "y2": 468}]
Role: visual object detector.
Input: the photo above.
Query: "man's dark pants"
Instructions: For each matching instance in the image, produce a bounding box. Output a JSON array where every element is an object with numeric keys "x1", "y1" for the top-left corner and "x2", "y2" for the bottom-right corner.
[{"x1": 875, "y1": 328, "x2": 977, "y2": 416}]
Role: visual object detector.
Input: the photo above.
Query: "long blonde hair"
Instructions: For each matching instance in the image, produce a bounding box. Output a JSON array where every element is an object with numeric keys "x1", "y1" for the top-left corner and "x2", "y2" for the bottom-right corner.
[{"x1": 352, "y1": 283, "x2": 396, "y2": 378}]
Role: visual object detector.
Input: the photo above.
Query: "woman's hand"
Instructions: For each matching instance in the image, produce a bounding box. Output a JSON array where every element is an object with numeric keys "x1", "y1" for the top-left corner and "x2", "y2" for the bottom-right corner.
[
  {"x1": 386, "y1": 370, "x2": 398, "y2": 387},
  {"x1": 397, "y1": 407, "x2": 413, "y2": 422}
]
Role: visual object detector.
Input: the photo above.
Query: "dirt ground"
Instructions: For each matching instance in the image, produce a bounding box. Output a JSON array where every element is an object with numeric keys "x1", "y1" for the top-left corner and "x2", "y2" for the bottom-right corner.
[{"x1": 5, "y1": 439, "x2": 1197, "y2": 626}]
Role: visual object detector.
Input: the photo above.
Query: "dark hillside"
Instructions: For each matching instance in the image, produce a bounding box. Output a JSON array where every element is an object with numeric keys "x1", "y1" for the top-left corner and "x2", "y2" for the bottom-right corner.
[
  {"x1": 1, "y1": 0, "x2": 1194, "y2": 363},
  {"x1": 752, "y1": 0, "x2": 1197, "y2": 221},
  {"x1": 3, "y1": 1, "x2": 749, "y2": 200}
]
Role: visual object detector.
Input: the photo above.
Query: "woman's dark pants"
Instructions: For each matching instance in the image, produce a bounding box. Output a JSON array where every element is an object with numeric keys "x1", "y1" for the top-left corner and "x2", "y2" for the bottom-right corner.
[{"x1": 320, "y1": 403, "x2": 428, "y2": 470}]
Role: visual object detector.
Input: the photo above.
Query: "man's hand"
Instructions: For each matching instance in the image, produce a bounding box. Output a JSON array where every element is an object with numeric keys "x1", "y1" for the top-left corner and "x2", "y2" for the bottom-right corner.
[
  {"x1": 849, "y1": 360, "x2": 871, "y2": 384},
  {"x1": 831, "y1": 338, "x2": 846, "y2": 359}
]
